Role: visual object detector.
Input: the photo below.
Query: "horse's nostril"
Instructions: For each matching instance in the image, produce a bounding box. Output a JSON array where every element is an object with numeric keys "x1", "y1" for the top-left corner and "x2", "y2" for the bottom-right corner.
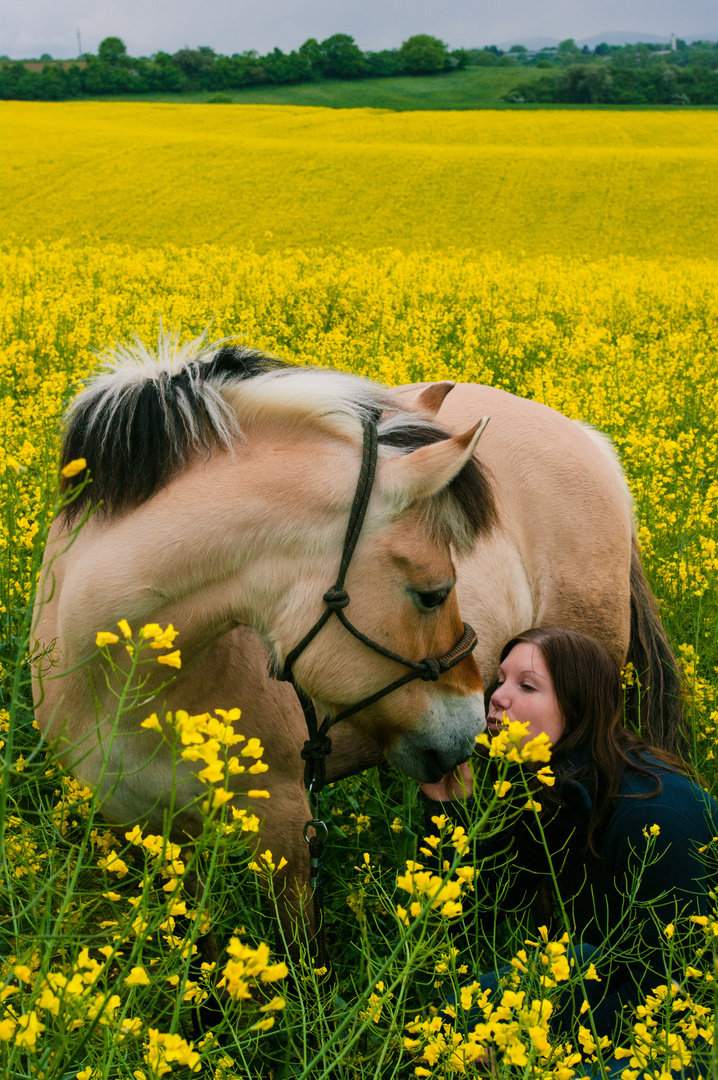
[{"x1": 423, "y1": 749, "x2": 446, "y2": 784}]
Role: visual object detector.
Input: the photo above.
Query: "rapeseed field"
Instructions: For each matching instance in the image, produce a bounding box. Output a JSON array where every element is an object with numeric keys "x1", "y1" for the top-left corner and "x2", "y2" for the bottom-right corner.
[
  {"x1": 1, "y1": 104, "x2": 717, "y2": 1078},
  {"x1": 3, "y1": 103, "x2": 718, "y2": 255}
]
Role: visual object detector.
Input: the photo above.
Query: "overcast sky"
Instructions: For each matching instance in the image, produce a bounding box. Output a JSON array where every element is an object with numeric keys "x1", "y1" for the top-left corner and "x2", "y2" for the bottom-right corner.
[{"x1": 2, "y1": 0, "x2": 716, "y2": 59}]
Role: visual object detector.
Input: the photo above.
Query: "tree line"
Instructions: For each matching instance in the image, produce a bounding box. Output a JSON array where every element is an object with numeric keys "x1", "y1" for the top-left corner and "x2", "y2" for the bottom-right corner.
[
  {"x1": 504, "y1": 38, "x2": 718, "y2": 104},
  {"x1": 0, "y1": 33, "x2": 470, "y2": 100},
  {"x1": 2, "y1": 33, "x2": 716, "y2": 103}
]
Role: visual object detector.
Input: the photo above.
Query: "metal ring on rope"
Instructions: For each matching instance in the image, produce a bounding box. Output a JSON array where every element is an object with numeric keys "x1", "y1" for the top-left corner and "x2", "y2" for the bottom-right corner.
[{"x1": 303, "y1": 819, "x2": 329, "y2": 844}]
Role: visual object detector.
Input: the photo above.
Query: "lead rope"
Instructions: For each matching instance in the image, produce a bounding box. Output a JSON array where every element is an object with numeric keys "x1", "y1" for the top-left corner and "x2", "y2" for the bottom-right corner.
[
  {"x1": 293, "y1": 683, "x2": 332, "y2": 976},
  {"x1": 283, "y1": 420, "x2": 378, "y2": 980}
]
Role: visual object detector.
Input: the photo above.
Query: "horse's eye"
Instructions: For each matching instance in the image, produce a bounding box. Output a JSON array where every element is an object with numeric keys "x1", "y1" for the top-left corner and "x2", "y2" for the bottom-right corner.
[{"x1": 414, "y1": 587, "x2": 452, "y2": 610}]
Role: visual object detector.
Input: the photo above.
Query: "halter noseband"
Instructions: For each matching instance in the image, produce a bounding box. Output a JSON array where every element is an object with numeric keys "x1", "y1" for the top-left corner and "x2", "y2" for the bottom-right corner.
[{"x1": 277, "y1": 417, "x2": 478, "y2": 794}]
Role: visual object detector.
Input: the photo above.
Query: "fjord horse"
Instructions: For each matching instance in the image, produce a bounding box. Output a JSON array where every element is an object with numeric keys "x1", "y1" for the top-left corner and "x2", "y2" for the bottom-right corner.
[
  {"x1": 33, "y1": 340, "x2": 683, "y2": 937},
  {"x1": 33, "y1": 340, "x2": 490, "y2": 929}
]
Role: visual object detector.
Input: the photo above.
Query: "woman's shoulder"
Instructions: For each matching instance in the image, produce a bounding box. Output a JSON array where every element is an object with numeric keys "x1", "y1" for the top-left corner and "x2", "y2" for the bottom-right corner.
[{"x1": 612, "y1": 754, "x2": 718, "y2": 835}]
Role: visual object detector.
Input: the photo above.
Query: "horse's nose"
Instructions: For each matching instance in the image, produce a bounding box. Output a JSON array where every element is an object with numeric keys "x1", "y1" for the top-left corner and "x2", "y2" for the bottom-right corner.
[
  {"x1": 422, "y1": 738, "x2": 475, "y2": 782},
  {"x1": 385, "y1": 693, "x2": 483, "y2": 782}
]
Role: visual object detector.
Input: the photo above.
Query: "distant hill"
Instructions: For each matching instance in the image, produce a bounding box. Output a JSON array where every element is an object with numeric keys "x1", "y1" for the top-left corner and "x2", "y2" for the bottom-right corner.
[
  {"x1": 492, "y1": 30, "x2": 717, "y2": 50},
  {"x1": 580, "y1": 31, "x2": 716, "y2": 47},
  {"x1": 579, "y1": 32, "x2": 672, "y2": 47},
  {"x1": 492, "y1": 36, "x2": 561, "y2": 51}
]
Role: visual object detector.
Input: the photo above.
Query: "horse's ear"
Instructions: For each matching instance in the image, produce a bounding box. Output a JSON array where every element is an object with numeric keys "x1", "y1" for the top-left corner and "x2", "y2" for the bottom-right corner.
[
  {"x1": 410, "y1": 381, "x2": 455, "y2": 419},
  {"x1": 379, "y1": 417, "x2": 490, "y2": 507}
]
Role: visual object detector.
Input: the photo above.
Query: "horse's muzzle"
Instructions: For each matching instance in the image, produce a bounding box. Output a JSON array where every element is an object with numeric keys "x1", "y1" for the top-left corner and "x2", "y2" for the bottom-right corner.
[{"x1": 385, "y1": 700, "x2": 485, "y2": 783}]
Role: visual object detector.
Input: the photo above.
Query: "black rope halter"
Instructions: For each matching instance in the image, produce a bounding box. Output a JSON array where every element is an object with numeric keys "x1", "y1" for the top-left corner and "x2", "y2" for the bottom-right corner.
[
  {"x1": 277, "y1": 417, "x2": 478, "y2": 795},
  {"x1": 275, "y1": 416, "x2": 478, "y2": 975}
]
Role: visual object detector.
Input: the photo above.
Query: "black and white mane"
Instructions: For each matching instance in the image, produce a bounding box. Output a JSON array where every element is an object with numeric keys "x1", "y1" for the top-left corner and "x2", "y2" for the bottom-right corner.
[{"x1": 60, "y1": 333, "x2": 496, "y2": 550}]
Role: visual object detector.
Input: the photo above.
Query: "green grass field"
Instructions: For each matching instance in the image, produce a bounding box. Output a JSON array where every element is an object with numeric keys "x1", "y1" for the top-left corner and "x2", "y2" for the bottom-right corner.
[
  {"x1": 83, "y1": 66, "x2": 718, "y2": 110},
  {"x1": 87, "y1": 67, "x2": 548, "y2": 109}
]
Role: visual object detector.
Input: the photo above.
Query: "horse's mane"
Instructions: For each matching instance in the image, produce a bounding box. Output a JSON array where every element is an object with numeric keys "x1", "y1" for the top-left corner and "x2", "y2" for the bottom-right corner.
[{"x1": 59, "y1": 332, "x2": 497, "y2": 550}]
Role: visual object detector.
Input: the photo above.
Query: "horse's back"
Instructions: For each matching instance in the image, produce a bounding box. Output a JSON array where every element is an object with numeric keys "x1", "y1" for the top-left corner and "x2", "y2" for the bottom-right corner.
[{"x1": 398, "y1": 382, "x2": 634, "y2": 664}]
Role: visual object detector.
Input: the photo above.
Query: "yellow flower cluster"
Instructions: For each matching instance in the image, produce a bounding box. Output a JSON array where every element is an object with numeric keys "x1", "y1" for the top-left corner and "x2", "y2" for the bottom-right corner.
[
  {"x1": 0, "y1": 948, "x2": 144, "y2": 1055},
  {"x1": 613, "y1": 983, "x2": 713, "y2": 1078},
  {"x1": 511, "y1": 927, "x2": 573, "y2": 988},
  {"x1": 404, "y1": 983, "x2": 583, "y2": 1077},
  {"x1": 122, "y1": 825, "x2": 188, "y2": 896},
  {"x1": 141, "y1": 706, "x2": 270, "y2": 818},
  {"x1": 142, "y1": 1029, "x2": 201, "y2": 1076},
  {"x1": 248, "y1": 848, "x2": 288, "y2": 875},
  {"x1": 476, "y1": 719, "x2": 554, "y2": 765},
  {"x1": 218, "y1": 936, "x2": 288, "y2": 1028},
  {"x1": 400, "y1": 917, "x2": 718, "y2": 1078},
  {"x1": 361, "y1": 980, "x2": 393, "y2": 1025},
  {"x1": 95, "y1": 620, "x2": 181, "y2": 668},
  {"x1": 395, "y1": 859, "x2": 476, "y2": 924}
]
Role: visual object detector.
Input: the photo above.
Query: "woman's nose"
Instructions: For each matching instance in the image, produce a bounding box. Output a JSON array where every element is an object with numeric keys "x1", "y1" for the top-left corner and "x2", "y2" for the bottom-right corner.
[{"x1": 491, "y1": 686, "x2": 509, "y2": 710}]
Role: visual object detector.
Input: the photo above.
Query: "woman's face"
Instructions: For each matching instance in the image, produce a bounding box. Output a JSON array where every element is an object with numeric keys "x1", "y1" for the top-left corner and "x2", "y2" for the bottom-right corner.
[{"x1": 488, "y1": 642, "x2": 565, "y2": 745}]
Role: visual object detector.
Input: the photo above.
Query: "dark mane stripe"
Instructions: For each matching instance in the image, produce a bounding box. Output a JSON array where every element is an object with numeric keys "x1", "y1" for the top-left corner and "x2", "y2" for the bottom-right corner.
[
  {"x1": 60, "y1": 340, "x2": 497, "y2": 547},
  {"x1": 60, "y1": 345, "x2": 284, "y2": 522}
]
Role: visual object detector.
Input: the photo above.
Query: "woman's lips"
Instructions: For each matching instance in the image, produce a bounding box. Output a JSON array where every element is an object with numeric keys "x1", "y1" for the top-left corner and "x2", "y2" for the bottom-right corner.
[{"x1": 487, "y1": 715, "x2": 507, "y2": 731}]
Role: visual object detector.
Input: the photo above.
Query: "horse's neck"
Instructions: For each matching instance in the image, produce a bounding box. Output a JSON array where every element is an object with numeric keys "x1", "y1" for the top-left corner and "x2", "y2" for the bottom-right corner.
[
  {"x1": 455, "y1": 529, "x2": 534, "y2": 686},
  {"x1": 41, "y1": 429, "x2": 351, "y2": 666}
]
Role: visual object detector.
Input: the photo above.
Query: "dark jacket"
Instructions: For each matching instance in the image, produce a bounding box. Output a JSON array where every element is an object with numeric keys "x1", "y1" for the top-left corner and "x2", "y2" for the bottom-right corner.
[{"x1": 423, "y1": 750, "x2": 717, "y2": 1036}]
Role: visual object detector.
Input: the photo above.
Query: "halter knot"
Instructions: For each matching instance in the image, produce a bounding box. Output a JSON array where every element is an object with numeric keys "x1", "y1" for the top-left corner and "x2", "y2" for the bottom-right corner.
[
  {"x1": 323, "y1": 586, "x2": 350, "y2": 610},
  {"x1": 301, "y1": 734, "x2": 333, "y2": 762},
  {"x1": 419, "y1": 657, "x2": 442, "y2": 681}
]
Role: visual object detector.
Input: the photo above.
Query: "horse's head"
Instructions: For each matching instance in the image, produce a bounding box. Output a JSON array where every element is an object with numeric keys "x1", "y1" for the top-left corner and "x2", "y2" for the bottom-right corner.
[
  {"x1": 272, "y1": 389, "x2": 495, "y2": 784},
  {"x1": 54, "y1": 337, "x2": 495, "y2": 786}
]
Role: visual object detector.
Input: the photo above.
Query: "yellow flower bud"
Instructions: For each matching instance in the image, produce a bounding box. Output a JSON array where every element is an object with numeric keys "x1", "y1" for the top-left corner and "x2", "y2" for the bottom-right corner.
[{"x1": 157, "y1": 650, "x2": 181, "y2": 669}]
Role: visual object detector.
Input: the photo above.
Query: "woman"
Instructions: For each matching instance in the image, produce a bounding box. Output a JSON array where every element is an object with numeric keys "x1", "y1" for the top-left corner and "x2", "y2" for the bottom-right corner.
[{"x1": 420, "y1": 627, "x2": 717, "y2": 1060}]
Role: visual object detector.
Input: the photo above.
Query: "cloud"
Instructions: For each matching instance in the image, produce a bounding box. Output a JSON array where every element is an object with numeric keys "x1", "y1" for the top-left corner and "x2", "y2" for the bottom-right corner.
[{"x1": 0, "y1": 0, "x2": 715, "y2": 59}]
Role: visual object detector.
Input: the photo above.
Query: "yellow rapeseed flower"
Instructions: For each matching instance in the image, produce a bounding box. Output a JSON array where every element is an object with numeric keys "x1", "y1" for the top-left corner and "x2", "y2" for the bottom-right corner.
[
  {"x1": 157, "y1": 650, "x2": 181, "y2": 669},
  {"x1": 60, "y1": 457, "x2": 86, "y2": 478},
  {"x1": 208, "y1": 788, "x2": 234, "y2": 809},
  {"x1": 14, "y1": 1010, "x2": 45, "y2": 1048},
  {"x1": 125, "y1": 967, "x2": 151, "y2": 987}
]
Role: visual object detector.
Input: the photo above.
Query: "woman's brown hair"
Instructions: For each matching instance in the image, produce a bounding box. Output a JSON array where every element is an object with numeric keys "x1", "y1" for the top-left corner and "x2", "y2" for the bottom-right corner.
[{"x1": 498, "y1": 627, "x2": 693, "y2": 849}]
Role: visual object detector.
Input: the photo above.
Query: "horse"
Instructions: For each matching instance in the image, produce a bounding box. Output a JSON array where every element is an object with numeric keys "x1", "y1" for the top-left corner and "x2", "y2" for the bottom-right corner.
[
  {"x1": 32, "y1": 336, "x2": 683, "y2": 942},
  {"x1": 32, "y1": 336, "x2": 491, "y2": 932}
]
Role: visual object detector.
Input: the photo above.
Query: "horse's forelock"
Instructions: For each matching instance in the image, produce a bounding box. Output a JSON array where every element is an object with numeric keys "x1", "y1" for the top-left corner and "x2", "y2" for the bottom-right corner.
[{"x1": 59, "y1": 336, "x2": 496, "y2": 546}]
